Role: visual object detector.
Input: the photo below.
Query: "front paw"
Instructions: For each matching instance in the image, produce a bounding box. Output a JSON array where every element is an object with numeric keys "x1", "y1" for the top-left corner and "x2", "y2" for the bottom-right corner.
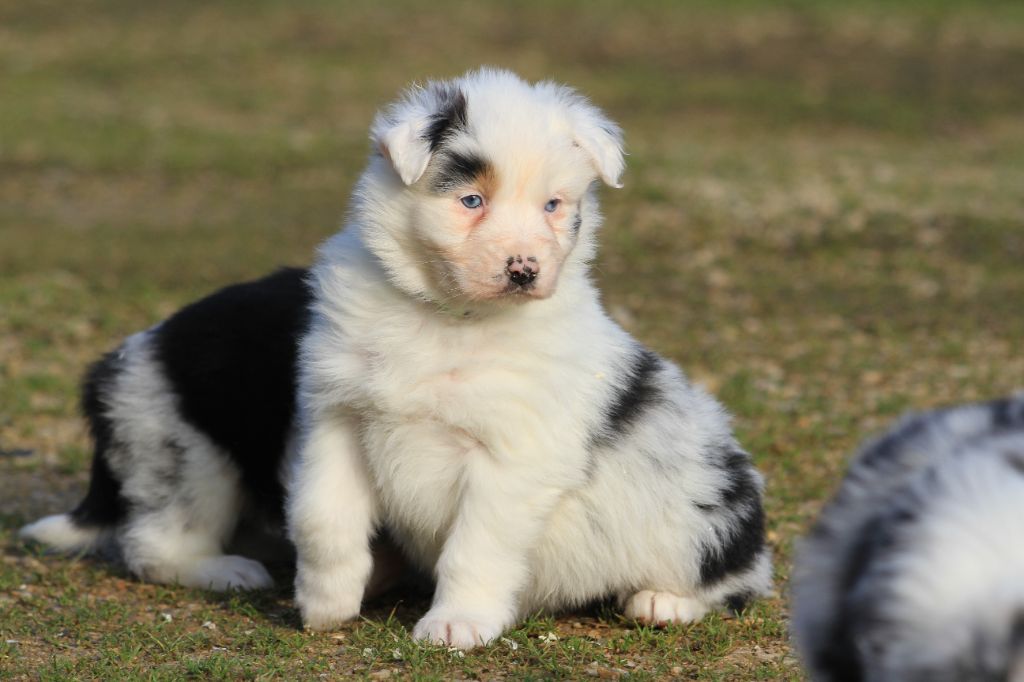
[
  {"x1": 412, "y1": 609, "x2": 506, "y2": 650},
  {"x1": 294, "y1": 563, "x2": 363, "y2": 631}
]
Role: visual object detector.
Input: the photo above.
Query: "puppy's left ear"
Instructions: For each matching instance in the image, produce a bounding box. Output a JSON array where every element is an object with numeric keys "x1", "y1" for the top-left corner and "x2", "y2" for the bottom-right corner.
[
  {"x1": 372, "y1": 83, "x2": 468, "y2": 187},
  {"x1": 568, "y1": 101, "x2": 625, "y2": 188}
]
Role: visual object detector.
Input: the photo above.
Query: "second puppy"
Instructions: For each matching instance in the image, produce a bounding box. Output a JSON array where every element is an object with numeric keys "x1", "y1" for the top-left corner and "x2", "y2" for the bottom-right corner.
[{"x1": 792, "y1": 395, "x2": 1024, "y2": 681}]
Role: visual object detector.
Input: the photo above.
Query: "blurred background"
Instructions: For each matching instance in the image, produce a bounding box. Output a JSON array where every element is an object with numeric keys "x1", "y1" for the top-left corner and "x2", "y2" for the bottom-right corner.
[{"x1": 1, "y1": 0, "x2": 1022, "y2": 677}]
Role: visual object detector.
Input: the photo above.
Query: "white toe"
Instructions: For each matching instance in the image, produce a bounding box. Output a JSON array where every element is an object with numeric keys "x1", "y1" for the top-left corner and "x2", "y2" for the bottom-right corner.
[
  {"x1": 412, "y1": 609, "x2": 504, "y2": 649},
  {"x1": 181, "y1": 555, "x2": 274, "y2": 591},
  {"x1": 294, "y1": 562, "x2": 364, "y2": 631},
  {"x1": 623, "y1": 590, "x2": 709, "y2": 626}
]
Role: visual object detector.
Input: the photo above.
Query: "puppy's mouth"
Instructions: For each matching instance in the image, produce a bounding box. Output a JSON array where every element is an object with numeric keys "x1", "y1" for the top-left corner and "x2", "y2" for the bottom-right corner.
[
  {"x1": 500, "y1": 281, "x2": 537, "y2": 296},
  {"x1": 445, "y1": 266, "x2": 556, "y2": 303},
  {"x1": 458, "y1": 280, "x2": 547, "y2": 303}
]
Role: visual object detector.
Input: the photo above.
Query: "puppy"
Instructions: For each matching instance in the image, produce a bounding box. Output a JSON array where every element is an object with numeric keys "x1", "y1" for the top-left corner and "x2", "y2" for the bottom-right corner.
[
  {"x1": 21, "y1": 69, "x2": 771, "y2": 647},
  {"x1": 286, "y1": 68, "x2": 770, "y2": 647},
  {"x1": 20, "y1": 268, "x2": 311, "y2": 589},
  {"x1": 791, "y1": 395, "x2": 1024, "y2": 681}
]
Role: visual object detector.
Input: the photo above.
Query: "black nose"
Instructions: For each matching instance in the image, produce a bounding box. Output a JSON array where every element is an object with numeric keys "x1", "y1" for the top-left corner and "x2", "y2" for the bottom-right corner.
[{"x1": 506, "y1": 255, "x2": 538, "y2": 287}]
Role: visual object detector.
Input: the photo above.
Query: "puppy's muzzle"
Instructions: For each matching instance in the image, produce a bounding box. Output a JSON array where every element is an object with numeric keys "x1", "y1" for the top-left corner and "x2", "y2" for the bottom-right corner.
[{"x1": 505, "y1": 255, "x2": 538, "y2": 288}]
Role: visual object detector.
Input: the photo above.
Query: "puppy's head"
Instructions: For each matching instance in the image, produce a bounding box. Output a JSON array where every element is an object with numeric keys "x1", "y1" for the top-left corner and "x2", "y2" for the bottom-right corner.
[{"x1": 360, "y1": 68, "x2": 624, "y2": 306}]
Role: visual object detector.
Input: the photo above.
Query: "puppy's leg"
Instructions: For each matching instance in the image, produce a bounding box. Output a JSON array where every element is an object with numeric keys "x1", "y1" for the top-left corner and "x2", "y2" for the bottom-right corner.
[
  {"x1": 412, "y1": 461, "x2": 560, "y2": 649},
  {"x1": 122, "y1": 516, "x2": 272, "y2": 590},
  {"x1": 119, "y1": 447, "x2": 272, "y2": 591},
  {"x1": 287, "y1": 414, "x2": 376, "y2": 631},
  {"x1": 622, "y1": 590, "x2": 710, "y2": 627}
]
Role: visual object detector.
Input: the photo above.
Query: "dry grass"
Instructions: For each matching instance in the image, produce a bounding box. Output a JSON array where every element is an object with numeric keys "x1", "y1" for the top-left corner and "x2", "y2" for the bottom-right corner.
[{"x1": 2, "y1": 0, "x2": 1023, "y2": 679}]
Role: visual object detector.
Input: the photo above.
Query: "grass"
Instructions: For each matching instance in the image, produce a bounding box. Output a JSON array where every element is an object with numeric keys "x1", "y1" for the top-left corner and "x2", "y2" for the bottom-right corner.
[{"x1": 2, "y1": 0, "x2": 1023, "y2": 678}]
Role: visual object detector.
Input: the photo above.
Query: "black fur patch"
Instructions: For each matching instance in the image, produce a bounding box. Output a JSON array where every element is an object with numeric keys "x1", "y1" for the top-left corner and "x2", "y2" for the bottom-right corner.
[
  {"x1": 431, "y1": 152, "x2": 490, "y2": 194},
  {"x1": 72, "y1": 351, "x2": 129, "y2": 527},
  {"x1": 423, "y1": 86, "x2": 468, "y2": 152},
  {"x1": 991, "y1": 395, "x2": 1024, "y2": 429},
  {"x1": 699, "y1": 504, "x2": 765, "y2": 586},
  {"x1": 571, "y1": 213, "x2": 582, "y2": 234},
  {"x1": 1011, "y1": 611, "x2": 1024, "y2": 655},
  {"x1": 147, "y1": 437, "x2": 186, "y2": 506},
  {"x1": 591, "y1": 348, "x2": 663, "y2": 447},
  {"x1": 153, "y1": 267, "x2": 313, "y2": 522},
  {"x1": 698, "y1": 446, "x2": 766, "y2": 585},
  {"x1": 724, "y1": 591, "x2": 753, "y2": 614},
  {"x1": 816, "y1": 493, "x2": 925, "y2": 682},
  {"x1": 858, "y1": 415, "x2": 929, "y2": 469},
  {"x1": 811, "y1": 513, "x2": 893, "y2": 682}
]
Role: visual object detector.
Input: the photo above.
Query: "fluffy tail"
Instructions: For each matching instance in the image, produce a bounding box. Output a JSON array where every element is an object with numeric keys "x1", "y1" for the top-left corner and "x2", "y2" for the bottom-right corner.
[
  {"x1": 21, "y1": 350, "x2": 128, "y2": 554},
  {"x1": 20, "y1": 513, "x2": 106, "y2": 553}
]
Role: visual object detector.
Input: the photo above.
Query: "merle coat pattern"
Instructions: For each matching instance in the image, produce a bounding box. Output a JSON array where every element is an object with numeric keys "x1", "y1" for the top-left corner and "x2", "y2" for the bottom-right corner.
[{"x1": 792, "y1": 395, "x2": 1024, "y2": 682}]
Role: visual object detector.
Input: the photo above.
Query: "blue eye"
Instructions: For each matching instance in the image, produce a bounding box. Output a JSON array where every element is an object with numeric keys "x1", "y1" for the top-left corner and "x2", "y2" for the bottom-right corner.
[
  {"x1": 460, "y1": 195, "x2": 483, "y2": 209},
  {"x1": 544, "y1": 198, "x2": 561, "y2": 213}
]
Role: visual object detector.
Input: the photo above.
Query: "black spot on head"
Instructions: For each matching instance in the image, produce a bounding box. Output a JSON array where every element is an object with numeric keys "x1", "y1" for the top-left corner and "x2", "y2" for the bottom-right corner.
[
  {"x1": 571, "y1": 212, "x2": 582, "y2": 234},
  {"x1": 591, "y1": 348, "x2": 663, "y2": 447},
  {"x1": 431, "y1": 152, "x2": 490, "y2": 194},
  {"x1": 72, "y1": 351, "x2": 129, "y2": 527},
  {"x1": 154, "y1": 267, "x2": 313, "y2": 522},
  {"x1": 423, "y1": 86, "x2": 468, "y2": 152}
]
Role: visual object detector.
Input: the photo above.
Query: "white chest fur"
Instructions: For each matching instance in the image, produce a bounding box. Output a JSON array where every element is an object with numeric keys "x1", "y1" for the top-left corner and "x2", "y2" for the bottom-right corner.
[{"x1": 305, "y1": 268, "x2": 633, "y2": 563}]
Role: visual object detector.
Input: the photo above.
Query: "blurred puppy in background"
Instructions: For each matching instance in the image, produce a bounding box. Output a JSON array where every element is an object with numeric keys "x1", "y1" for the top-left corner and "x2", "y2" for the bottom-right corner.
[{"x1": 792, "y1": 394, "x2": 1024, "y2": 682}]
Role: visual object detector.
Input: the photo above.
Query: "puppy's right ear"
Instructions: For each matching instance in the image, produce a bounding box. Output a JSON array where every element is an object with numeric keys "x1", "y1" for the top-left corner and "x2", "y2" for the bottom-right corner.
[
  {"x1": 371, "y1": 83, "x2": 468, "y2": 187},
  {"x1": 376, "y1": 118, "x2": 431, "y2": 186}
]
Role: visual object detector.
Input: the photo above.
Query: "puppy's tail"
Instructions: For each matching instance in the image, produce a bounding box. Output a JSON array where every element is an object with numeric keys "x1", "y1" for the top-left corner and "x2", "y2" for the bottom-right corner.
[
  {"x1": 21, "y1": 349, "x2": 128, "y2": 555},
  {"x1": 20, "y1": 513, "x2": 107, "y2": 554}
]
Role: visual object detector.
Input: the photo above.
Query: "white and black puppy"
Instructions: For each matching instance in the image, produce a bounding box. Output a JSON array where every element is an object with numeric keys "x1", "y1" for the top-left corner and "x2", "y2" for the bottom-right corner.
[
  {"x1": 791, "y1": 395, "x2": 1024, "y2": 682},
  {"x1": 20, "y1": 268, "x2": 310, "y2": 590},
  {"x1": 21, "y1": 69, "x2": 771, "y2": 647},
  {"x1": 287, "y1": 68, "x2": 770, "y2": 647}
]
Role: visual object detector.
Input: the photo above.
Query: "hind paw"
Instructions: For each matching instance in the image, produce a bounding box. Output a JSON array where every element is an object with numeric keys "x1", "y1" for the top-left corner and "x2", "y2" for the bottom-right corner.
[
  {"x1": 623, "y1": 590, "x2": 709, "y2": 627},
  {"x1": 175, "y1": 555, "x2": 274, "y2": 591}
]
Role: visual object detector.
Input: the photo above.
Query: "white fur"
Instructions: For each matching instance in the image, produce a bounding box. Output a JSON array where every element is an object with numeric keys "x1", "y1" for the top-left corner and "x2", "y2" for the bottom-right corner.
[
  {"x1": 19, "y1": 513, "x2": 107, "y2": 554},
  {"x1": 287, "y1": 69, "x2": 770, "y2": 647}
]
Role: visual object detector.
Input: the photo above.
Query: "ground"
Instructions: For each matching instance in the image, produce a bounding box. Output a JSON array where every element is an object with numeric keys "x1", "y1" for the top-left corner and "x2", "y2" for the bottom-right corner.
[{"x1": 1, "y1": 0, "x2": 1023, "y2": 679}]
